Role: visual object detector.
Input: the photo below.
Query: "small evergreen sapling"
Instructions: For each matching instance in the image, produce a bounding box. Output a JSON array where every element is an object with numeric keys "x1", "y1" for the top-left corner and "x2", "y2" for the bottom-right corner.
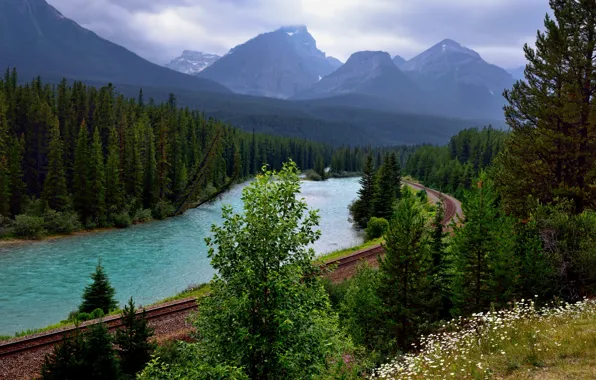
[
  {"x1": 79, "y1": 260, "x2": 118, "y2": 314},
  {"x1": 115, "y1": 297, "x2": 156, "y2": 378}
]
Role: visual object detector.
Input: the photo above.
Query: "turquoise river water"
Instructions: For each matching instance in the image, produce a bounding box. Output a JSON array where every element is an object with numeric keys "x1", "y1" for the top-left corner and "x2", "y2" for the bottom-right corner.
[{"x1": 0, "y1": 178, "x2": 362, "y2": 335}]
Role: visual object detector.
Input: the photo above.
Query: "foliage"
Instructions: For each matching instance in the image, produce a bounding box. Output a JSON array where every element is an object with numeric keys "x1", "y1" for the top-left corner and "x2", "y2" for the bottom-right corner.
[
  {"x1": 41, "y1": 322, "x2": 119, "y2": 380},
  {"x1": 112, "y1": 211, "x2": 133, "y2": 228},
  {"x1": 138, "y1": 342, "x2": 249, "y2": 380},
  {"x1": 365, "y1": 217, "x2": 389, "y2": 241},
  {"x1": 188, "y1": 161, "x2": 349, "y2": 379},
  {"x1": 152, "y1": 200, "x2": 174, "y2": 220},
  {"x1": 79, "y1": 260, "x2": 118, "y2": 314},
  {"x1": 350, "y1": 154, "x2": 376, "y2": 228},
  {"x1": 11, "y1": 214, "x2": 46, "y2": 239},
  {"x1": 450, "y1": 175, "x2": 519, "y2": 316},
  {"x1": 378, "y1": 195, "x2": 432, "y2": 350},
  {"x1": 339, "y1": 262, "x2": 388, "y2": 359},
  {"x1": 42, "y1": 209, "x2": 82, "y2": 234},
  {"x1": 498, "y1": 0, "x2": 596, "y2": 216},
  {"x1": 405, "y1": 127, "x2": 506, "y2": 198},
  {"x1": 114, "y1": 298, "x2": 156, "y2": 378},
  {"x1": 132, "y1": 208, "x2": 153, "y2": 224},
  {"x1": 373, "y1": 153, "x2": 401, "y2": 220}
]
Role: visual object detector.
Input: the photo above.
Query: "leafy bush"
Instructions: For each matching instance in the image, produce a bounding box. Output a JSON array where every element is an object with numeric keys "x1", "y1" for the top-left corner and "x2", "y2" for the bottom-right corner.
[
  {"x1": 12, "y1": 214, "x2": 46, "y2": 239},
  {"x1": 133, "y1": 209, "x2": 153, "y2": 224},
  {"x1": 152, "y1": 200, "x2": 174, "y2": 220},
  {"x1": 22, "y1": 197, "x2": 46, "y2": 217},
  {"x1": 366, "y1": 217, "x2": 389, "y2": 241},
  {"x1": 43, "y1": 209, "x2": 82, "y2": 234},
  {"x1": 74, "y1": 308, "x2": 105, "y2": 323},
  {"x1": 304, "y1": 169, "x2": 323, "y2": 181},
  {"x1": 112, "y1": 211, "x2": 132, "y2": 228},
  {"x1": 0, "y1": 215, "x2": 13, "y2": 238}
]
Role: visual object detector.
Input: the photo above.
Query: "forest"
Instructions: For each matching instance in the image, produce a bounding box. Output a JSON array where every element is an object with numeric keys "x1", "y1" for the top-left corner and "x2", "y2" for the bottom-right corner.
[{"x1": 0, "y1": 71, "x2": 415, "y2": 240}]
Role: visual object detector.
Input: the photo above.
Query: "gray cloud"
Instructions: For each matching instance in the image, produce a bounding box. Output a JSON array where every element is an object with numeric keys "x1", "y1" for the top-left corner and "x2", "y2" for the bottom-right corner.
[{"x1": 47, "y1": 0, "x2": 550, "y2": 68}]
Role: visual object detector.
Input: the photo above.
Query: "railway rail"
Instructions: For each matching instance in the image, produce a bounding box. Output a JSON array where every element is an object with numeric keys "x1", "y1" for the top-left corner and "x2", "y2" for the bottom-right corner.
[{"x1": 0, "y1": 180, "x2": 461, "y2": 376}]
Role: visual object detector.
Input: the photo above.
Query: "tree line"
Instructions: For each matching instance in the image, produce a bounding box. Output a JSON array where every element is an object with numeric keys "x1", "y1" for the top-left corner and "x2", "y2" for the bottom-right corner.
[
  {"x1": 403, "y1": 126, "x2": 507, "y2": 199},
  {"x1": 0, "y1": 71, "x2": 397, "y2": 239}
]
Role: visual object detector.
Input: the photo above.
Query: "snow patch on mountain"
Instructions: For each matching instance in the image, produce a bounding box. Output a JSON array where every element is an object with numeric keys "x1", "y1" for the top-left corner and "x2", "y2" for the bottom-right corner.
[{"x1": 165, "y1": 50, "x2": 221, "y2": 75}]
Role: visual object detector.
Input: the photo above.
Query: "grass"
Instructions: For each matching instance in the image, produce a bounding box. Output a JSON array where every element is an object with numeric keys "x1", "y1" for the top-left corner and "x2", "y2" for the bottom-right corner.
[
  {"x1": 373, "y1": 298, "x2": 596, "y2": 379},
  {"x1": 0, "y1": 283, "x2": 212, "y2": 342},
  {"x1": 317, "y1": 237, "x2": 383, "y2": 262}
]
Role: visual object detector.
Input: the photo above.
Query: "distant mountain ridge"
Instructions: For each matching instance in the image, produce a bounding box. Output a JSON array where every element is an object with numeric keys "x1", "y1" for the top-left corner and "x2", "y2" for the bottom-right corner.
[
  {"x1": 0, "y1": 0, "x2": 230, "y2": 94},
  {"x1": 165, "y1": 50, "x2": 221, "y2": 75},
  {"x1": 293, "y1": 51, "x2": 434, "y2": 113},
  {"x1": 401, "y1": 39, "x2": 515, "y2": 119},
  {"x1": 197, "y1": 25, "x2": 341, "y2": 98}
]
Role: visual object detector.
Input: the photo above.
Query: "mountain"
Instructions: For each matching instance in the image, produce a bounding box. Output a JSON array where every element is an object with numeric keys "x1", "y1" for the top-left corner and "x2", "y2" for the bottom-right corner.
[
  {"x1": 392, "y1": 55, "x2": 406, "y2": 67},
  {"x1": 197, "y1": 25, "x2": 339, "y2": 98},
  {"x1": 507, "y1": 65, "x2": 526, "y2": 81},
  {"x1": 292, "y1": 51, "x2": 434, "y2": 113},
  {"x1": 165, "y1": 50, "x2": 221, "y2": 75},
  {"x1": 327, "y1": 56, "x2": 343, "y2": 71},
  {"x1": 400, "y1": 39, "x2": 515, "y2": 119},
  {"x1": 0, "y1": 0, "x2": 230, "y2": 93}
]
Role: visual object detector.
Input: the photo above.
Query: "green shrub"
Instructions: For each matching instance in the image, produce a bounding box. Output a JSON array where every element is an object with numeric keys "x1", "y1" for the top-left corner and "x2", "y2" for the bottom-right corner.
[
  {"x1": 43, "y1": 209, "x2": 82, "y2": 234},
  {"x1": 22, "y1": 197, "x2": 46, "y2": 217},
  {"x1": 0, "y1": 215, "x2": 12, "y2": 238},
  {"x1": 366, "y1": 217, "x2": 389, "y2": 241},
  {"x1": 112, "y1": 211, "x2": 132, "y2": 228},
  {"x1": 132, "y1": 209, "x2": 153, "y2": 224},
  {"x1": 304, "y1": 169, "x2": 322, "y2": 181},
  {"x1": 152, "y1": 200, "x2": 174, "y2": 220},
  {"x1": 12, "y1": 214, "x2": 46, "y2": 239}
]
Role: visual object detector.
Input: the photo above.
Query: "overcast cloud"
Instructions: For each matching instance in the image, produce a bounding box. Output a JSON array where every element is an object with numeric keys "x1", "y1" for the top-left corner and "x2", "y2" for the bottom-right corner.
[{"x1": 46, "y1": 0, "x2": 550, "y2": 69}]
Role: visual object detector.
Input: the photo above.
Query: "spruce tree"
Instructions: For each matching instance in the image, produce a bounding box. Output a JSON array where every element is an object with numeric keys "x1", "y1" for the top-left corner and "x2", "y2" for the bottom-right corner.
[
  {"x1": 498, "y1": 0, "x2": 596, "y2": 216},
  {"x1": 142, "y1": 121, "x2": 158, "y2": 208},
  {"x1": 378, "y1": 196, "x2": 431, "y2": 349},
  {"x1": 351, "y1": 154, "x2": 376, "y2": 228},
  {"x1": 88, "y1": 127, "x2": 106, "y2": 226},
  {"x1": 389, "y1": 152, "x2": 402, "y2": 200},
  {"x1": 105, "y1": 127, "x2": 123, "y2": 214},
  {"x1": 84, "y1": 322, "x2": 120, "y2": 380},
  {"x1": 42, "y1": 116, "x2": 69, "y2": 211},
  {"x1": 40, "y1": 329, "x2": 87, "y2": 380},
  {"x1": 451, "y1": 176, "x2": 519, "y2": 316},
  {"x1": 8, "y1": 135, "x2": 25, "y2": 216},
  {"x1": 79, "y1": 260, "x2": 118, "y2": 314},
  {"x1": 73, "y1": 122, "x2": 89, "y2": 220},
  {"x1": 0, "y1": 91, "x2": 10, "y2": 216},
  {"x1": 114, "y1": 298, "x2": 156, "y2": 378},
  {"x1": 373, "y1": 154, "x2": 397, "y2": 220},
  {"x1": 429, "y1": 199, "x2": 451, "y2": 320}
]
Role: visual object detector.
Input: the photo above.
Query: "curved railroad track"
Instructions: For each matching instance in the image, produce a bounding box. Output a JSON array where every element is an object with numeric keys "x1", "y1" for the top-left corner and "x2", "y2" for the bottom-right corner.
[
  {"x1": 323, "y1": 181, "x2": 461, "y2": 282},
  {"x1": 0, "y1": 181, "x2": 461, "y2": 379},
  {"x1": 0, "y1": 298, "x2": 197, "y2": 358}
]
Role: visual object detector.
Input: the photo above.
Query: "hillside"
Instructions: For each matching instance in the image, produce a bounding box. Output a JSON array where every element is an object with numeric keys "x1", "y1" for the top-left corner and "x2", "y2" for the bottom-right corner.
[{"x1": 0, "y1": 0, "x2": 230, "y2": 94}]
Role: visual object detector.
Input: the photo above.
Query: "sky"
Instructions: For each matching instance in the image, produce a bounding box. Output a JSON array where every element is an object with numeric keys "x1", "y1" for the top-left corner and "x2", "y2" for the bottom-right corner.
[{"x1": 46, "y1": 0, "x2": 550, "y2": 69}]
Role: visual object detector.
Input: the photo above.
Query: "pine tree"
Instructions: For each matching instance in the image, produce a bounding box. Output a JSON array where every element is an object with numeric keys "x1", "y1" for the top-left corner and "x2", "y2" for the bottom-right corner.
[
  {"x1": 497, "y1": 0, "x2": 596, "y2": 216},
  {"x1": 373, "y1": 154, "x2": 397, "y2": 220},
  {"x1": 114, "y1": 298, "x2": 156, "y2": 378},
  {"x1": 105, "y1": 127, "x2": 123, "y2": 214},
  {"x1": 378, "y1": 196, "x2": 431, "y2": 349},
  {"x1": 79, "y1": 260, "x2": 118, "y2": 314},
  {"x1": 314, "y1": 155, "x2": 326, "y2": 180},
  {"x1": 8, "y1": 135, "x2": 26, "y2": 216},
  {"x1": 40, "y1": 329, "x2": 87, "y2": 380},
  {"x1": 351, "y1": 154, "x2": 376, "y2": 228},
  {"x1": 0, "y1": 91, "x2": 10, "y2": 216},
  {"x1": 142, "y1": 121, "x2": 157, "y2": 208},
  {"x1": 429, "y1": 199, "x2": 451, "y2": 320},
  {"x1": 42, "y1": 116, "x2": 69, "y2": 211},
  {"x1": 451, "y1": 176, "x2": 519, "y2": 316},
  {"x1": 389, "y1": 152, "x2": 402, "y2": 200},
  {"x1": 73, "y1": 122, "x2": 89, "y2": 220},
  {"x1": 88, "y1": 127, "x2": 106, "y2": 225},
  {"x1": 84, "y1": 322, "x2": 120, "y2": 380}
]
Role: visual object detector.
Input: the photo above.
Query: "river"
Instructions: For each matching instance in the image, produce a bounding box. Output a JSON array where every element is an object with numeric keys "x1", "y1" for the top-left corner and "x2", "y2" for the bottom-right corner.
[{"x1": 0, "y1": 177, "x2": 362, "y2": 336}]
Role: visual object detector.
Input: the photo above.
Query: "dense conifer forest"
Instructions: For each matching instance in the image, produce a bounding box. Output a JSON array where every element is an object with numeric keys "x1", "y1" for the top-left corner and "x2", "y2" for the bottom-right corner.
[{"x1": 0, "y1": 70, "x2": 415, "y2": 239}]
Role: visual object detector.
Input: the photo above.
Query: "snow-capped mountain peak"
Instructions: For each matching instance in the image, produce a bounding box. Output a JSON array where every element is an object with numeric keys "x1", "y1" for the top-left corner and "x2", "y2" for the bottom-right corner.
[{"x1": 165, "y1": 51, "x2": 221, "y2": 75}]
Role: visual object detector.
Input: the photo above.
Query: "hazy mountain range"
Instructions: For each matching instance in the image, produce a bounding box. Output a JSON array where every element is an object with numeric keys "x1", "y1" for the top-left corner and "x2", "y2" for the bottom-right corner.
[
  {"x1": 169, "y1": 30, "x2": 515, "y2": 119},
  {"x1": 0, "y1": 0, "x2": 508, "y2": 146}
]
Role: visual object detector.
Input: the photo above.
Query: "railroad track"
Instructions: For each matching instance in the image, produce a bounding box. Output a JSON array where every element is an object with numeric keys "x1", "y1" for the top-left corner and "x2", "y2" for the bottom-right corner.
[
  {"x1": 0, "y1": 298, "x2": 198, "y2": 358},
  {"x1": 0, "y1": 181, "x2": 460, "y2": 365},
  {"x1": 323, "y1": 181, "x2": 460, "y2": 270}
]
